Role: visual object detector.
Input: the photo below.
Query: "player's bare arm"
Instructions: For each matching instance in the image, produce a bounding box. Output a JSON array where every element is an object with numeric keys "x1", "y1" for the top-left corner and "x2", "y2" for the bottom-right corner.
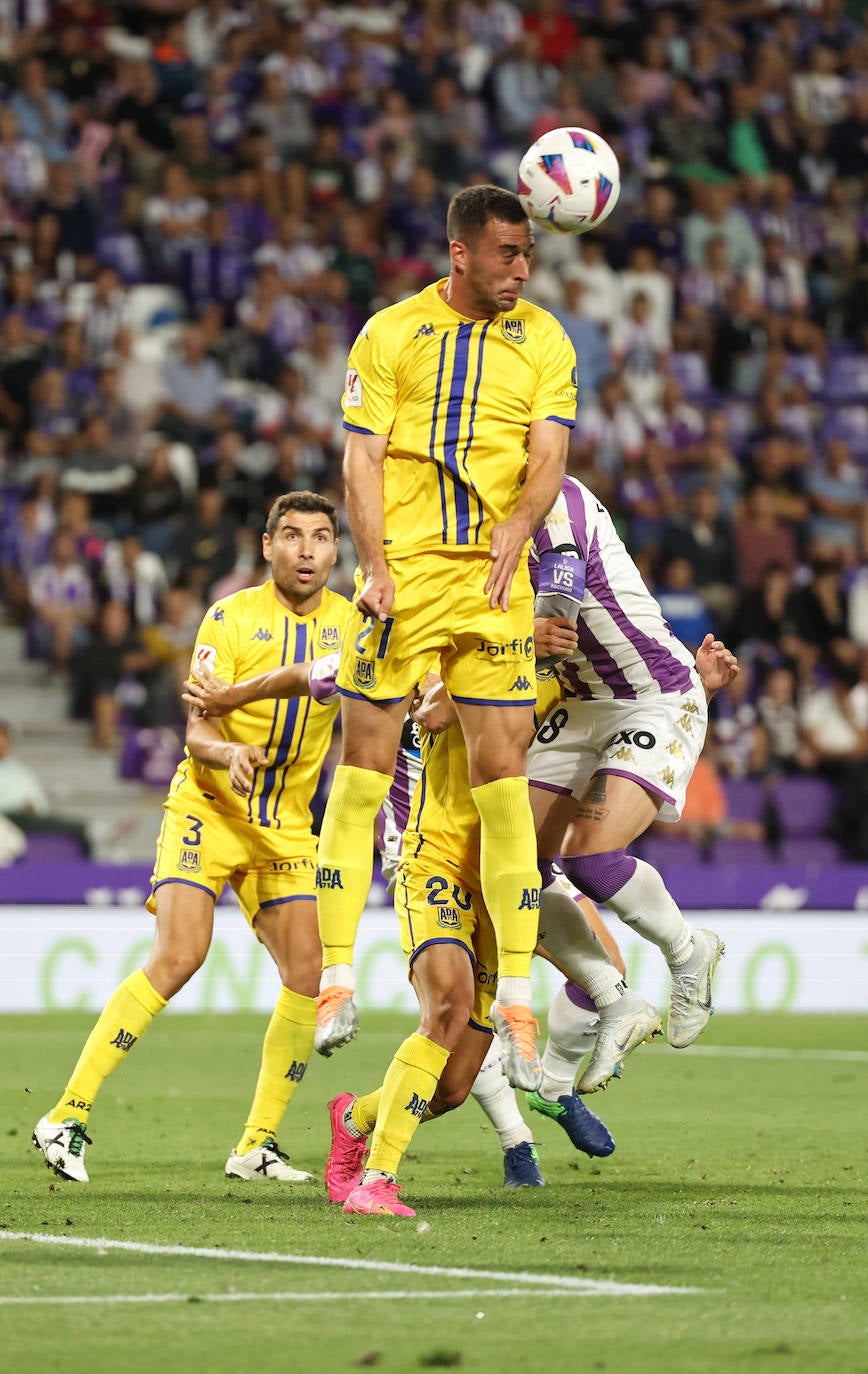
[
  {"x1": 185, "y1": 708, "x2": 267, "y2": 796},
  {"x1": 343, "y1": 430, "x2": 392, "y2": 621},
  {"x1": 486, "y1": 418, "x2": 569, "y2": 611},
  {"x1": 182, "y1": 659, "x2": 327, "y2": 716},
  {"x1": 695, "y1": 634, "x2": 739, "y2": 701}
]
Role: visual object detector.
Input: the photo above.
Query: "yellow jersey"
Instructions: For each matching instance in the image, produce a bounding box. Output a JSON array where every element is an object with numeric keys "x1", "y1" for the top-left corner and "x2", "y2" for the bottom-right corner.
[
  {"x1": 342, "y1": 280, "x2": 577, "y2": 557},
  {"x1": 170, "y1": 580, "x2": 351, "y2": 836}
]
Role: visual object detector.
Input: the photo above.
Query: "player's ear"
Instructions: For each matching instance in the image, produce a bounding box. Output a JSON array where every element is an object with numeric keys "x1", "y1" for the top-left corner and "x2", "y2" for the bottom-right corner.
[
  {"x1": 449, "y1": 239, "x2": 467, "y2": 275},
  {"x1": 262, "y1": 532, "x2": 272, "y2": 564}
]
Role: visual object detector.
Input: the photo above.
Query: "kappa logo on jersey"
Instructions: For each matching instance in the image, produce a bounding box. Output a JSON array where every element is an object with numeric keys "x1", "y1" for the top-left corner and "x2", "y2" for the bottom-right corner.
[
  {"x1": 316, "y1": 866, "x2": 344, "y2": 890},
  {"x1": 606, "y1": 728, "x2": 657, "y2": 751},
  {"x1": 405, "y1": 1092, "x2": 429, "y2": 1119},
  {"x1": 195, "y1": 643, "x2": 217, "y2": 673},
  {"x1": 178, "y1": 848, "x2": 201, "y2": 872},
  {"x1": 110, "y1": 1029, "x2": 138, "y2": 1053},
  {"x1": 344, "y1": 368, "x2": 363, "y2": 407},
  {"x1": 501, "y1": 317, "x2": 526, "y2": 343},
  {"x1": 353, "y1": 658, "x2": 376, "y2": 690},
  {"x1": 519, "y1": 887, "x2": 540, "y2": 910},
  {"x1": 414, "y1": 323, "x2": 435, "y2": 338},
  {"x1": 510, "y1": 675, "x2": 533, "y2": 692},
  {"x1": 211, "y1": 607, "x2": 225, "y2": 622},
  {"x1": 318, "y1": 625, "x2": 341, "y2": 649},
  {"x1": 251, "y1": 627, "x2": 273, "y2": 642},
  {"x1": 284, "y1": 1059, "x2": 307, "y2": 1083}
]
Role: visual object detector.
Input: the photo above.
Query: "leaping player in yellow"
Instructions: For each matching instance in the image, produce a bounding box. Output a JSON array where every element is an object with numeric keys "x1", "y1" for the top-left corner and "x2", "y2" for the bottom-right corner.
[
  {"x1": 314, "y1": 185, "x2": 578, "y2": 1094},
  {"x1": 33, "y1": 492, "x2": 351, "y2": 1184}
]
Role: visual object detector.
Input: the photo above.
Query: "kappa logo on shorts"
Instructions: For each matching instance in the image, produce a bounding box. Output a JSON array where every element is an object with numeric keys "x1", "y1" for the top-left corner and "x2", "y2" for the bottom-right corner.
[
  {"x1": 612, "y1": 745, "x2": 635, "y2": 762},
  {"x1": 659, "y1": 766, "x2": 676, "y2": 788},
  {"x1": 353, "y1": 658, "x2": 376, "y2": 690},
  {"x1": 667, "y1": 740, "x2": 684, "y2": 757},
  {"x1": 178, "y1": 848, "x2": 201, "y2": 872},
  {"x1": 318, "y1": 625, "x2": 341, "y2": 649},
  {"x1": 501, "y1": 317, "x2": 526, "y2": 343},
  {"x1": 510, "y1": 675, "x2": 533, "y2": 692}
]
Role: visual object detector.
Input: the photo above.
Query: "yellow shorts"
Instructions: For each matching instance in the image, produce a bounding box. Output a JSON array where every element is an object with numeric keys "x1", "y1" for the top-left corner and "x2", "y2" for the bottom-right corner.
[
  {"x1": 147, "y1": 796, "x2": 318, "y2": 929},
  {"x1": 394, "y1": 850, "x2": 497, "y2": 1032},
  {"x1": 336, "y1": 552, "x2": 536, "y2": 707}
]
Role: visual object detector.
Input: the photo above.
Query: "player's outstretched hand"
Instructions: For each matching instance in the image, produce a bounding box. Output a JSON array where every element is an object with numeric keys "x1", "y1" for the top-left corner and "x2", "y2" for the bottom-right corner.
[
  {"x1": 355, "y1": 567, "x2": 395, "y2": 622},
  {"x1": 485, "y1": 516, "x2": 530, "y2": 611},
  {"x1": 695, "y1": 633, "x2": 739, "y2": 698},
  {"x1": 228, "y1": 743, "x2": 268, "y2": 795},
  {"x1": 182, "y1": 662, "x2": 240, "y2": 716},
  {"x1": 534, "y1": 615, "x2": 578, "y2": 664}
]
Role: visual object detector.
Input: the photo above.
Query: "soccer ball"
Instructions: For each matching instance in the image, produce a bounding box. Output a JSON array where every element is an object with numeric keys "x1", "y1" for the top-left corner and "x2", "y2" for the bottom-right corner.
[{"x1": 517, "y1": 126, "x2": 621, "y2": 235}]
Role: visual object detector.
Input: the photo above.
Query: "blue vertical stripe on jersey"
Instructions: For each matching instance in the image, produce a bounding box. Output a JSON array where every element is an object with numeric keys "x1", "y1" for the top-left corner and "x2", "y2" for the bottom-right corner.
[
  {"x1": 248, "y1": 616, "x2": 290, "y2": 824},
  {"x1": 429, "y1": 332, "x2": 449, "y2": 542},
  {"x1": 257, "y1": 622, "x2": 306, "y2": 826},
  {"x1": 442, "y1": 322, "x2": 473, "y2": 543},
  {"x1": 463, "y1": 321, "x2": 489, "y2": 544}
]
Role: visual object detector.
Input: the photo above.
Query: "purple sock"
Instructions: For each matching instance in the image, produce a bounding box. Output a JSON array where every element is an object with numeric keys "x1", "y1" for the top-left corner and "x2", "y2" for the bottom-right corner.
[
  {"x1": 539, "y1": 858, "x2": 556, "y2": 888},
  {"x1": 564, "y1": 981, "x2": 597, "y2": 1013},
  {"x1": 560, "y1": 851, "x2": 637, "y2": 905}
]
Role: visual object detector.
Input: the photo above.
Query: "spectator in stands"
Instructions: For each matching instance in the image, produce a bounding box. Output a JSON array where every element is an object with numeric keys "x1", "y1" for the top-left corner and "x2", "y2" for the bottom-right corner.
[
  {"x1": 130, "y1": 435, "x2": 189, "y2": 561},
  {"x1": 756, "y1": 666, "x2": 804, "y2": 776},
  {"x1": 663, "y1": 485, "x2": 737, "y2": 621},
  {"x1": 551, "y1": 275, "x2": 610, "y2": 401},
  {"x1": 783, "y1": 557, "x2": 855, "y2": 680},
  {"x1": 805, "y1": 437, "x2": 867, "y2": 564},
  {"x1": 60, "y1": 412, "x2": 136, "y2": 527},
  {"x1": 156, "y1": 325, "x2": 228, "y2": 448},
  {"x1": 27, "y1": 526, "x2": 94, "y2": 666},
  {"x1": 0, "y1": 492, "x2": 53, "y2": 623},
  {"x1": 570, "y1": 374, "x2": 644, "y2": 501},
  {"x1": 728, "y1": 563, "x2": 794, "y2": 667},
  {"x1": 98, "y1": 533, "x2": 169, "y2": 629},
  {"x1": 70, "y1": 599, "x2": 153, "y2": 749},
  {"x1": 173, "y1": 485, "x2": 237, "y2": 600},
  {"x1": 10, "y1": 56, "x2": 69, "y2": 163},
  {"x1": 734, "y1": 485, "x2": 798, "y2": 589},
  {"x1": 655, "y1": 556, "x2": 714, "y2": 653}
]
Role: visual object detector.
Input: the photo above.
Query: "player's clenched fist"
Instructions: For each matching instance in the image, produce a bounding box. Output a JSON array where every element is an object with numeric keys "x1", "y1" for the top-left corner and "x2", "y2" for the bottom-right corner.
[{"x1": 227, "y1": 743, "x2": 268, "y2": 795}]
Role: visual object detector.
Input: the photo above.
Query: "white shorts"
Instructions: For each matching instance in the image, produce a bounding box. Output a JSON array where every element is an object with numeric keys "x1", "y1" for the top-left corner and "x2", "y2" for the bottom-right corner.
[{"x1": 526, "y1": 683, "x2": 707, "y2": 822}]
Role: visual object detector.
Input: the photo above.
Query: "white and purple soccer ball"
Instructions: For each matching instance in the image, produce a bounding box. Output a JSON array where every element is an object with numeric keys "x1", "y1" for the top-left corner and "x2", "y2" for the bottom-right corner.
[{"x1": 517, "y1": 126, "x2": 621, "y2": 235}]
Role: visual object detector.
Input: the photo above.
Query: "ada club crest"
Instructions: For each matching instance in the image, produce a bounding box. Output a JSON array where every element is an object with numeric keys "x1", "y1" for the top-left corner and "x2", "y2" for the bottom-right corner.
[
  {"x1": 319, "y1": 626, "x2": 341, "y2": 649},
  {"x1": 353, "y1": 658, "x2": 376, "y2": 691},
  {"x1": 501, "y1": 317, "x2": 526, "y2": 343}
]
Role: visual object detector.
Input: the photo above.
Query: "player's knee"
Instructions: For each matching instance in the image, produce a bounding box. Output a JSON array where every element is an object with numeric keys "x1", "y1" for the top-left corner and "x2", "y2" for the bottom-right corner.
[
  {"x1": 145, "y1": 946, "x2": 206, "y2": 997},
  {"x1": 418, "y1": 992, "x2": 473, "y2": 1048},
  {"x1": 559, "y1": 851, "x2": 637, "y2": 905}
]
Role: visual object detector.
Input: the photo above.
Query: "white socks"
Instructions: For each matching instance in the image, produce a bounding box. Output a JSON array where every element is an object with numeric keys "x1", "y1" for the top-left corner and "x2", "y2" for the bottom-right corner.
[
  {"x1": 603, "y1": 859, "x2": 694, "y2": 965},
  {"x1": 539, "y1": 985, "x2": 598, "y2": 1100},
  {"x1": 537, "y1": 873, "x2": 623, "y2": 1003},
  {"x1": 470, "y1": 1039, "x2": 533, "y2": 1150}
]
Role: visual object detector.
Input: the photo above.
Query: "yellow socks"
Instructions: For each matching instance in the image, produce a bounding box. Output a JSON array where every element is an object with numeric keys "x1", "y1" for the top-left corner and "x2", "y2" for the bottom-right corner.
[
  {"x1": 350, "y1": 1088, "x2": 382, "y2": 1137},
  {"x1": 316, "y1": 765, "x2": 393, "y2": 970},
  {"x1": 48, "y1": 970, "x2": 166, "y2": 1125},
  {"x1": 472, "y1": 776, "x2": 541, "y2": 980},
  {"x1": 235, "y1": 987, "x2": 317, "y2": 1156},
  {"x1": 366, "y1": 1034, "x2": 450, "y2": 1176}
]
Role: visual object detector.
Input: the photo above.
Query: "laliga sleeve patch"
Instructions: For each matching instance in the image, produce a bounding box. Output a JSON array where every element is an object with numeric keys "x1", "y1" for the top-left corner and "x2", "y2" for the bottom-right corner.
[
  {"x1": 194, "y1": 644, "x2": 217, "y2": 674},
  {"x1": 344, "y1": 369, "x2": 363, "y2": 408}
]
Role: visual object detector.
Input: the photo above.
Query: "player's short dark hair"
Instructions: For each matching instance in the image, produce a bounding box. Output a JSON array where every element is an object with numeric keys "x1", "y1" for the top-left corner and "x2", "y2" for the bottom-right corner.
[
  {"x1": 266, "y1": 491, "x2": 339, "y2": 538},
  {"x1": 446, "y1": 185, "x2": 528, "y2": 244}
]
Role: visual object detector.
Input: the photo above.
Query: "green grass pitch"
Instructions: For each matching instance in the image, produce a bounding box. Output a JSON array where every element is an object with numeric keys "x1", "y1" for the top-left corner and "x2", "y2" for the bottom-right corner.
[{"x1": 1, "y1": 1010, "x2": 866, "y2": 1374}]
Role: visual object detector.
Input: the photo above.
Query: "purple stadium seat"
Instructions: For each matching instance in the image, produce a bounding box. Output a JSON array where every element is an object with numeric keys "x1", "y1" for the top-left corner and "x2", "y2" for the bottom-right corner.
[
  {"x1": 778, "y1": 836, "x2": 841, "y2": 865},
  {"x1": 710, "y1": 837, "x2": 772, "y2": 865},
  {"x1": 25, "y1": 832, "x2": 88, "y2": 862},
  {"x1": 821, "y1": 405, "x2": 868, "y2": 461},
  {"x1": 773, "y1": 776, "x2": 837, "y2": 838},
  {"x1": 723, "y1": 778, "x2": 767, "y2": 824},
  {"x1": 639, "y1": 837, "x2": 706, "y2": 867},
  {"x1": 669, "y1": 351, "x2": 715, "y2": 402},
  {"x1": 825, "y1": 353, "x2": 868, "y2": 404}
]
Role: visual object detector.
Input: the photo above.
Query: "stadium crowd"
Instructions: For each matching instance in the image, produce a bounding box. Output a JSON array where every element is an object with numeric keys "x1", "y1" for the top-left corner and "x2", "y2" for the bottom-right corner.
[{"x1": 0, "y1": 0, "x2": 866, "y2": 856}]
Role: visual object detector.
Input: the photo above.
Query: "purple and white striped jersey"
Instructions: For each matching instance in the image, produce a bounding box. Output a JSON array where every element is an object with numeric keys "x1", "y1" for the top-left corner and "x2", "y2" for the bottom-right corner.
[
  {"x1": 533, "y1": 476, "x2": 697, "y2": 702},
  {"x1": 377, "y1": 717, "x2": 423, "y2": 889}
]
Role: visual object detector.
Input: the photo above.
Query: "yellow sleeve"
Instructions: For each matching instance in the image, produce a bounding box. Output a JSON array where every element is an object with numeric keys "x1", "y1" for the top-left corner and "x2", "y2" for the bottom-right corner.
[
  {"x1": 190, "y1": 598, "x2": 241, "y2": 681},
  {"x1": 342, "y1": 315, "x2": 398, "y2": 437},
  {"x1": 530, "y1": 319, "x2": 578, "y2": 427}
]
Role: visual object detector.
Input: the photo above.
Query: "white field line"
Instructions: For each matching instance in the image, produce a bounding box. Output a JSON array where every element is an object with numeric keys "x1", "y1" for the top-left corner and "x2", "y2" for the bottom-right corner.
[
  {"x1": 682, "y1": 1045, "x2": 868, "y2": 1063},
  {"x1": 0, "y1": 1288, "x2": 629, "y2": 1306},
  {"x1": 0, "y1": 1232, "x2": 707, "y2": 1297}
]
